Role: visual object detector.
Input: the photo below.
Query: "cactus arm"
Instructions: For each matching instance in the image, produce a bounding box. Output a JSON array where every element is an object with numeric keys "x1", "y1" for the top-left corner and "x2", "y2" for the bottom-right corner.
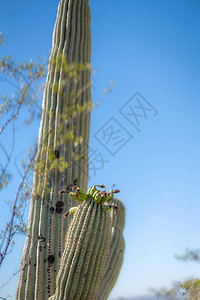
[{"x1": 49, "y1": 187, "x2": 113, "y2": 300}]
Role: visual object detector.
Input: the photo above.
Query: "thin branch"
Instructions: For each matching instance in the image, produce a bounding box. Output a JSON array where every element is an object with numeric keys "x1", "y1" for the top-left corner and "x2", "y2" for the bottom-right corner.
[
  {"x1": 0, "y1": 100, "x2": 23, "y2": 136},
  {"x1": 14, "y1": 156, "x2": 23, "y2": 178},
  {"x1": 0, "y1": 269, "x2": 19, "y2": 291},
  {"x1": 0, "y1": 145, "x2": 37, "y2": 266},
  {"x1": 0, "y1": 74, "x2": 21, "y2": 91},
  {"x1": 0, "y1": 76, "x2": 37, "y2": 136},
  {"x1": 0, "y1": 120, "x2": 15, "y2": 186},
  {"x1": 0, "y1": 143, "x2": 9, "y2": 161},
  {"x1": 0, "y1": 126, "x2": 14, "y2": 193}
]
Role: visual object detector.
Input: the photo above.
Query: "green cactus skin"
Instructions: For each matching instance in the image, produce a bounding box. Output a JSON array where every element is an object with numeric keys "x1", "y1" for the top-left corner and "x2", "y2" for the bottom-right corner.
[
  {"x1": 97, "y1": 198, "x2": 125, "y2": 299},
  {"x1": 49, "y1": 195, "x2": 112, "y2": 300},
  {"x1": 110, "y1": 198, "x2": 125, "y2": 232},
  {"x1": 97, "y1": 229, "x2": 125, "y2": 300},
  {"x1": 16, "y1": 0, "x2": 91, "y2": 299}
]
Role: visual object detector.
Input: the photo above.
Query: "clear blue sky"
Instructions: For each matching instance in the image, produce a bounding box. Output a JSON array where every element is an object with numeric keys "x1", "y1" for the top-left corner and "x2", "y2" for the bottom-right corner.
[{"x1": 1, "y1": 0, "x2": 200, "y2": 299}]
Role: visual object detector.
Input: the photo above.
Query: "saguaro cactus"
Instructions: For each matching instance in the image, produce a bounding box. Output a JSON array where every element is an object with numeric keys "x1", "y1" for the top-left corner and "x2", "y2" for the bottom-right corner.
[
  {"x1": 16, "y1": 0, "x2": 91, "y2": 299},
  {"x1": 16, "y1": 0, "x2": 125, "y2": 299}
]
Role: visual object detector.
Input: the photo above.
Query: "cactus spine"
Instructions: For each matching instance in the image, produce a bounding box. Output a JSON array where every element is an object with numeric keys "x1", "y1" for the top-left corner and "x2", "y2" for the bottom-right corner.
[
  {"x1": 16, "y1": 0, "x2": 91, "y2": 299},
  {"x1": 49, "y1": 186, "x2": 115, "y2": 300}
]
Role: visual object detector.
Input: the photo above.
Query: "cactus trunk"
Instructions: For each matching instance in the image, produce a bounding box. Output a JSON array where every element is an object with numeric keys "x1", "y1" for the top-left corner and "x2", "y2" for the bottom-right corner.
[{"x1": 16, "y1": 0, "x2": 91, "y2": 299}]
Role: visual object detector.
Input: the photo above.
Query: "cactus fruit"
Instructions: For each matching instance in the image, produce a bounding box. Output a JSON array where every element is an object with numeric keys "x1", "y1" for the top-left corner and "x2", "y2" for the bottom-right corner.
[
  {"x1": 16, "y1": 0, "x2": 91, "y2": 299},
  {"x1": 49, "y1": 186, "x2": 120, "y2": 300}
]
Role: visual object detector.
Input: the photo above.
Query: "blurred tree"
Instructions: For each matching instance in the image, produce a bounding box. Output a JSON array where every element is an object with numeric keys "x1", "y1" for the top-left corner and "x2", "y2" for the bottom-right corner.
[
  {"x1": 0, "y1": 32, "x2": 46, "y2": 266},
  {"x1": 152, "y1": 248, "x2": 200, "y2": 299}
]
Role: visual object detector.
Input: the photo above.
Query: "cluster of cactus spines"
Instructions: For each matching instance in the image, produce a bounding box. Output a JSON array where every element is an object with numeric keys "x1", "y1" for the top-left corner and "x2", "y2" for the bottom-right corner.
[
  {"x1": 97, "y1": 198, "x2": 125, "y2": 299},
  {"x1": 16, "y1": 0, "x2": 91, "y2": 299},
  {"x1": 48, "y1": 185, "x2": 120, "y2": 300}
]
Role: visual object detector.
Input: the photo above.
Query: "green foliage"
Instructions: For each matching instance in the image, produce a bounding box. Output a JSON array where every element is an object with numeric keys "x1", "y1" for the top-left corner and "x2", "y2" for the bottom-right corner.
[
  {"x1": 0, "y1": 54, "x2": 45, "y2": 84},
  {"x1": 0, "y1": 32, "x2": 7, "y2": 46},
  {"x1": 179, "y1": 279, "x2": 200, "y2": 299},
  {"x1": 175, "y1": 248, "x2": 200, "y2": 262},
  {"x1": 50, "y1": 53, "x2": 91, "y2": 79},
  {"x1": 0, "y1": 54, "x2": 46, "y2": 130},
  {"x1": 152, "y1": 278, "x2": 200, "y2": 300},
  {"x1": 0, "y1": 172, "x2": 12, "y2": 190}
]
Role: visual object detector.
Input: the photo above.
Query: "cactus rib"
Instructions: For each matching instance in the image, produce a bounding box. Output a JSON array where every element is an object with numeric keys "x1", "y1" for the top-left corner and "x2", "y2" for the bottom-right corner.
[{"x1": 97, "y1": 198, "x2": 125, "y2": 299}]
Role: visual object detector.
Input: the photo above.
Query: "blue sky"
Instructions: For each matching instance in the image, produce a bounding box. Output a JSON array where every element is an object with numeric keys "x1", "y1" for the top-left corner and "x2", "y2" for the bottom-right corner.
[{"x1": 0, "y1": 0, "x2": 200, "y2": 299}]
